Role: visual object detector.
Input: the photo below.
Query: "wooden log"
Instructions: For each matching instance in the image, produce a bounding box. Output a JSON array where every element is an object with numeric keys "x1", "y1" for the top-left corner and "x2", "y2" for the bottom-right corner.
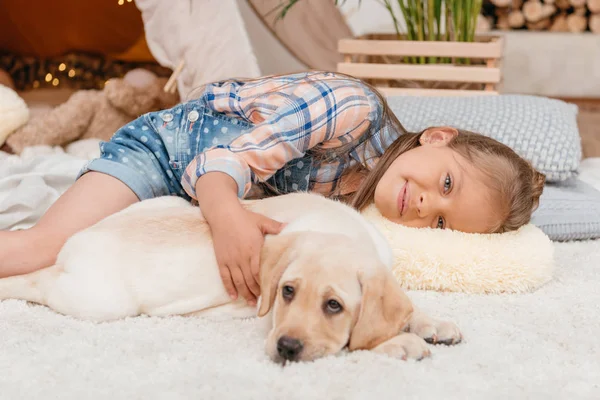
[
  {"x1": 589, "y1": 0, "x2": 600, "y2": 13},
  {"x1": 523, "y1": 0, "x2": 543, "y2": 22},
  {"x1": 527, "y1": 18, "x2": 552, "y2": 30},
  {"x1": 508, "y1": 10, "x2": 526, "y2": 27},
  {"x1": 496, "y1": 13, "x2": 511, "y2": 30},
  {"x1": 550, "y1": 12, "x2": 569, "y2": 31},
  {"x1": 543, "y1": 0, "x2": 554, "y2": 3},
  {"x1": 542, "y1": 4, "x2": 557, "y2": 17},
  {"x1": 566, "y1": 13, "x2": 588, "y2": 32},
  {"x1": 569, "y1": 0, "x2": 586, "y2": 7},
  {"x1": 523, "y1": 1, "x2": 556, "y2": 22},
  {"x1": 490, "y1": 0, "x2": 512, "y2": 6},
  {"x1": 513, "y1": 0, "x2": 525, "y2": 8},
  {"x1": 495, "y1": 7, "x2": 509, "y2": 17},
  {"x1": 476, "y1": 14, "x2": 493, "y2": 32},
  {"x1": 574, "y1": 6, "x2": 587, "y2": 16},
  {"x1": 590, "y1": 13, "x2": 600, "y2": 33},
  {"x1": 555, "y1": 0, "x2": 571, "y2": 8}
]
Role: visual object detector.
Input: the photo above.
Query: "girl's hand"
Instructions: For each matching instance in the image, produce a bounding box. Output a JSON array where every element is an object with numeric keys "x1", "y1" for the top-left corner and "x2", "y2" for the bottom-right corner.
[{"x1": 211, "y1": 206, "x2": 284, "y2": 305}]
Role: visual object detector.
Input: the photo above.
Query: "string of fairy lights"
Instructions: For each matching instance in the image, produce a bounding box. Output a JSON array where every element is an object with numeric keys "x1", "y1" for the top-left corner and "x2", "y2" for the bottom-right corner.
[
  {"x1": 39, "y1": 62, "x2": 75, "y2": 89},
  {"x1": 1, "y1": 53, "x2": 170, "y2": 91}
]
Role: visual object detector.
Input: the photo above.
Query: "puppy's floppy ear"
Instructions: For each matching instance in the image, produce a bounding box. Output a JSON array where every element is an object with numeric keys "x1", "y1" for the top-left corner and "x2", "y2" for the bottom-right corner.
[
  {"x1": 348, "y1": 267, "x2": 413, "y2": 351},
  {"x1": 256, "y1": 233, "x2": 299, "y2": 317}
]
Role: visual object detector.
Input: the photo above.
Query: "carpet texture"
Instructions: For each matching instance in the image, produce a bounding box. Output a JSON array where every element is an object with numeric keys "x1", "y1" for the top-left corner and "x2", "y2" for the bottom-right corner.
[{"x1": 1, "y1": 240, "x2": 598, "y2": 400}]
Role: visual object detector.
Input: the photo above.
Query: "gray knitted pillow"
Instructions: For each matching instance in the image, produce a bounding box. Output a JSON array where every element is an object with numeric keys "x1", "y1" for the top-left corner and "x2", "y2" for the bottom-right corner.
[
  {"x1": 531, "y1": 179, "x2": 600, "y2": 241},
  {"x1": 387, "y1": 95, "x2": 581, "y2": 182}
]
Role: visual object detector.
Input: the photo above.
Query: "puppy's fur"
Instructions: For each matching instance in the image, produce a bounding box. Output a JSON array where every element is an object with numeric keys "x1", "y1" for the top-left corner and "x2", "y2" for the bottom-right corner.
[{"x1": 0, "y1": 193, "x2": 461, "y2": 362}]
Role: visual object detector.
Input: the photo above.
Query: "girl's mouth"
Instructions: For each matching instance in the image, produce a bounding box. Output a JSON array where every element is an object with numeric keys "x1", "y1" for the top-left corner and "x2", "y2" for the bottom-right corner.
[{"x1": 397, "y1": 182, "x2": 409, "y2": 216}]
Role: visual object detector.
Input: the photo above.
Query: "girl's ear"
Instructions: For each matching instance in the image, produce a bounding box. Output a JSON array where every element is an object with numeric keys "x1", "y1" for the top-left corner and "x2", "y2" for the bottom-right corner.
[{"x1": 419, "y1": 126, "x2": 459, "y2": 147}]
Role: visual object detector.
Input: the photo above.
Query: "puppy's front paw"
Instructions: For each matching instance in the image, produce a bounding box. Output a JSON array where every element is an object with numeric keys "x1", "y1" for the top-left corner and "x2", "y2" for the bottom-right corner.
[
  {"x1": 409, "y1": 312, "x2": 462, "y2": 346},
  {"x1": 371, "y1": 333, "x2": 431, "y2": 361}
]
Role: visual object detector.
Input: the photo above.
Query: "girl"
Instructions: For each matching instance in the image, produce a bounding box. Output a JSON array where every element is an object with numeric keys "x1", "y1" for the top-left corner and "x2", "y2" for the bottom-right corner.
[{"x1": 0, "y1": 71, "x2": 545, "y2": 305}]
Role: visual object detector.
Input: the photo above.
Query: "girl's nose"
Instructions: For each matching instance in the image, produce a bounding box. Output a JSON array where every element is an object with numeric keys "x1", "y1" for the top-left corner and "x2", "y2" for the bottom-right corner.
[
  {"x1": 417, "y1": 194, "x2": 425, "y2": 217},
  {"x1": 418, "y1": 192, "x2": 441, "y2": 218}
]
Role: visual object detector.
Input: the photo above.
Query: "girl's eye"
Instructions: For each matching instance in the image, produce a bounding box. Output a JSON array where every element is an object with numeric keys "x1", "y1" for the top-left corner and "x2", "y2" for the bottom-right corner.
[
  {"x1": 282, "y1": 285, "x2": 294, "y2": 300},
  {"x1": 444, "y1": 174, "x2": 452, "y2": 193},
  {"x1": 437, "y1": 216, "x2": 446, "y2": 229},
  {"x1": 324, "y1": 299, "x2": 343, "y2": 314}
]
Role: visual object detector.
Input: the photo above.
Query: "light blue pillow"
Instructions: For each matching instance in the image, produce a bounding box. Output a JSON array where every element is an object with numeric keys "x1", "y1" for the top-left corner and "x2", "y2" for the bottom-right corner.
[
  {"x1": 387, "y1": 95, "x2": 582, "y2": 182},
  {"x1": 531, "y1": 179, "x2": 600, "y2": 241}
]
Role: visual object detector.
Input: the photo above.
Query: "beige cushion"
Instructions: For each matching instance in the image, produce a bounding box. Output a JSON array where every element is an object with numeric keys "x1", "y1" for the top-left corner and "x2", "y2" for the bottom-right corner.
[{"x1": 362, "y1": 205, "x2": 554, "y2": 294}]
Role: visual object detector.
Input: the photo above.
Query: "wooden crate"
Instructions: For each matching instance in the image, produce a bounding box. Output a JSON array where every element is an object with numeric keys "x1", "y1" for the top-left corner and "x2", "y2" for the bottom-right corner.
[{"x1": 337, "y1": 34, "x2": 504, "y2": 97}]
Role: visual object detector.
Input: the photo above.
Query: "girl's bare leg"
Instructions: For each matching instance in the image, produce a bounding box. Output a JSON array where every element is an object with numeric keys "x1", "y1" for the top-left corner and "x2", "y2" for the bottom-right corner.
[{"x1": 0, "y1": 172, "x2": 139, "y2": 278}]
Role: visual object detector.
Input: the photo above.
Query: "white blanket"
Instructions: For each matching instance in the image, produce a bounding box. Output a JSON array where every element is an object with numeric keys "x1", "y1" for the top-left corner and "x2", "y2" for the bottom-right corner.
[{"x1": 0, "y1": 140, "x2": 99, "y2": 231}]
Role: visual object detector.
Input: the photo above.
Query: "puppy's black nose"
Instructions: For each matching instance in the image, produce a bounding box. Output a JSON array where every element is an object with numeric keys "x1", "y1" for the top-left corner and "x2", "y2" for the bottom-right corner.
[{"x1": 277, "y1": 336, "x2": 304, "y2": 361}]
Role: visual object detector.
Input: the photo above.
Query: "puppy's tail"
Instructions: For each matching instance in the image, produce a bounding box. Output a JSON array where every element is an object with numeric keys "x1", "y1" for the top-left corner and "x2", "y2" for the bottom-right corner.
[{"x1": 0, "y1": 264, "x2": 61, "y2": 305}]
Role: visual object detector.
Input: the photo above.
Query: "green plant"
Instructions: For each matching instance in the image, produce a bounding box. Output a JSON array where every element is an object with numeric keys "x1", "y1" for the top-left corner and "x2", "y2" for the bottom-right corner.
[
  {"x1": 386, "y1": 0, "x2": 483, "y2": 64},
  {"x1": 274, "y1": 0, "x2": 483, "y2": 45}
]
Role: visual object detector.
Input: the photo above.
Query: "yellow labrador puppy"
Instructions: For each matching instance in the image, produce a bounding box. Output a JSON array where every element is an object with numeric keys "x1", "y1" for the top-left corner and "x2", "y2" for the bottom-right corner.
[{"x1": 0, "y1": 193, "x2": 461, "y2": 363}]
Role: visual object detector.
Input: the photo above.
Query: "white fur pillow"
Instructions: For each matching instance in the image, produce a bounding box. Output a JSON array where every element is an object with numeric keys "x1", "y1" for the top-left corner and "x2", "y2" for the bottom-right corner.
[
  {"x1": 0, "y1": 84, "x2": 29, "y2": 146},
  {"x1": 362, "y1": 205, "x2": 554, "y2": 294}
]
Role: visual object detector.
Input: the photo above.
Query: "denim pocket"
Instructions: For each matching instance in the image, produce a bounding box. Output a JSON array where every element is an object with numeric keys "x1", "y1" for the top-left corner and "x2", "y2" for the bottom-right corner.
[
  {"x1": 194, "y1": 108, "x2": 252, "y2": 153},
  {"x1": 265, "y1": 153, "x2": 313, "y2": 194}
]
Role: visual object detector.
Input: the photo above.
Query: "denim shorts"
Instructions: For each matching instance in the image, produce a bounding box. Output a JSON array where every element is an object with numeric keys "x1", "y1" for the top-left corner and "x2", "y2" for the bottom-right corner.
[{"x1": 78, "y1": 99, "x2": 252, "y2": 201}]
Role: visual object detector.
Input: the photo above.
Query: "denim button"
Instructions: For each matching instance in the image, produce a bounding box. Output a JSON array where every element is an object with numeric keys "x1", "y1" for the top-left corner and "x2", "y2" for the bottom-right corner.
[
  {"x1": 161, "y1": 113, "x2": 174, "y2": 122},
  {"x1": 188, "y1": 110, "x2": 199, "y2": 122}
]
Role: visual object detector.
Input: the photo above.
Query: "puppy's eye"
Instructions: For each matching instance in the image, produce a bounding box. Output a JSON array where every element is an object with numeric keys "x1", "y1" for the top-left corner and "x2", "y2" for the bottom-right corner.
[
  {"x1": 282, "y1": 285, "x2": 294, "y2": 300},
  {"x1": 324, "y1": 299, "x2": 343, "y2": 314}
]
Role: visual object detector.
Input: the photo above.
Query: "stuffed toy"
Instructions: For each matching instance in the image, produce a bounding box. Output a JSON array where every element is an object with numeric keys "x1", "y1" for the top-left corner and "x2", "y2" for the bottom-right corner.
[
  {"x1": 0, "y1": 68, "x2": 15, "y2": 89},
  {"x1": 0, "y1": 70, "x2": 29, "y2": 151},
  {"x1": 3, "y1": 68, "x2": 180, "y2": 154}
]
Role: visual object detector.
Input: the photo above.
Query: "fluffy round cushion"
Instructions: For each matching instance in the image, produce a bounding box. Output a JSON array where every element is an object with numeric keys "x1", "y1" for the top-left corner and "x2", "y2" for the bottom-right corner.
[
  {"x1": 362, "y1": 205, "x2": 554, "y2": 294},
  {"x1": 0, "y1": 84, "x2": 29, "y2": 146}
]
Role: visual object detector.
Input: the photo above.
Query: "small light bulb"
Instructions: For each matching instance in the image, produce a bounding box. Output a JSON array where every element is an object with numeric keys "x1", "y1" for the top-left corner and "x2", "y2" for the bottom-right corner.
[
  {"x1": 52, "y1": 78, "x2": 59, "y2": 86},
  {"x1": 68, "y1": 69, "x2": 76, "y2": 78},
  {"x1": 58, "y1": 63, "x2": 66, "y2": 71},
  {"x1": 118, "y1": 0, "x2": 124, "y2": 5},
  {"x1": 45, "y1": 73, "x2": 52, "y2": 82}
]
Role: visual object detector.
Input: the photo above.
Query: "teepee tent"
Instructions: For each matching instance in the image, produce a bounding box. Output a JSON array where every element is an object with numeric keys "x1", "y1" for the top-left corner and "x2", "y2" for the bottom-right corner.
[{"x1": 135, "y1": 0, "x2": 352, "y2": 98}]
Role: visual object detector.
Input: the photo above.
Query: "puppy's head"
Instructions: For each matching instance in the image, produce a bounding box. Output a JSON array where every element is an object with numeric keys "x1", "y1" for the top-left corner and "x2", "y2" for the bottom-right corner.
[{"x1": 258, "y1": 232, "x2": 413, "y2": 363}]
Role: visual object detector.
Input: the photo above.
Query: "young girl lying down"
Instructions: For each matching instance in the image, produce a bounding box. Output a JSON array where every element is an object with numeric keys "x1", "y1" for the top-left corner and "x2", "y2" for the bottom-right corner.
[{"x1": 0, "y1": 71, "x2": 545, "y2": 304}]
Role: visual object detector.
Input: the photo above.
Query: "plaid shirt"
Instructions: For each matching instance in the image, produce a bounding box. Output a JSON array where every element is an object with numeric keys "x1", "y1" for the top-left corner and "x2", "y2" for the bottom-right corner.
[{"x1": 181, "y1": 71, "x2": 397, "y2": 199}]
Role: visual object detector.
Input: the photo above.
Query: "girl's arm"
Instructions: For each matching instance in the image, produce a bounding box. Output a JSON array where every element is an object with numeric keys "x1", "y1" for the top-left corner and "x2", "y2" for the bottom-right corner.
[
  {"x1": 195, "y1": 171, "x2": 283, "y2": 305},
  {"x1": 182, "y1": 78, "x2": 380, "y2": 200},
  {"x1": 187, "y1": 77, "x2": 380, "y2": 303}
]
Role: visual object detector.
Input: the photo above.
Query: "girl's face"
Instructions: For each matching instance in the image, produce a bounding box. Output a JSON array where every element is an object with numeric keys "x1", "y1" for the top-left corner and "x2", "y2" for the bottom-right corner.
[{"x1": 374, "y1": 127, "x2": 503, "y2": 234}]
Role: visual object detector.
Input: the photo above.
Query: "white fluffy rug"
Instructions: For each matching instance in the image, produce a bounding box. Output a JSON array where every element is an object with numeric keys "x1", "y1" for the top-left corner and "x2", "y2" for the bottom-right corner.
[
  {"x1": 1, "y1": 239, "x2": 599, "y2": 399},
  {"x1": 1, "y1": 147, "x2": 599, "y2": 399}
]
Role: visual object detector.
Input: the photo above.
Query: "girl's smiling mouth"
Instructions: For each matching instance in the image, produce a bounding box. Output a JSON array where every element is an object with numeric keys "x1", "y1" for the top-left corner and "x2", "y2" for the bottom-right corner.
[{"x1": 397, "y1": 181, "x2": 409, "y2": 216}]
